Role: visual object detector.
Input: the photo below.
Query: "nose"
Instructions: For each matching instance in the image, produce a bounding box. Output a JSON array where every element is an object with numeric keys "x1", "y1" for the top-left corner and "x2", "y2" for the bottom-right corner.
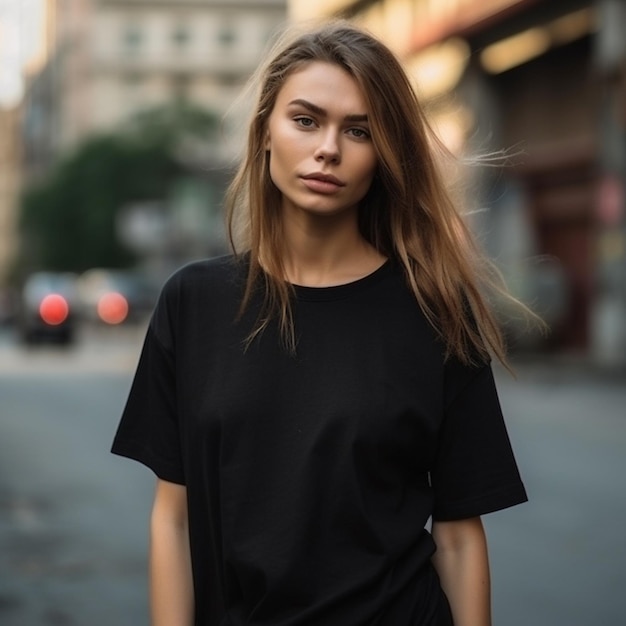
[{"x1": 314, "y1": 129, "x2": 341, "y2": 164}]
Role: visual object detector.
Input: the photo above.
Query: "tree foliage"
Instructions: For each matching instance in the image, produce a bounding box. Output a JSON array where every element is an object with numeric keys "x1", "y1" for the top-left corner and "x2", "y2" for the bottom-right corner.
[{"x1": 18, "y1": 103, "x2": 219, "y2": 275}]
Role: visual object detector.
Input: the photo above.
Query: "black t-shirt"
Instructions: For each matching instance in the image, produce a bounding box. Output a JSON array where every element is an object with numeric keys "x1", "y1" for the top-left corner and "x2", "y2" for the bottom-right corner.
[{"x1": 112, "y1": 255, "x2": 527, "y2": 626}]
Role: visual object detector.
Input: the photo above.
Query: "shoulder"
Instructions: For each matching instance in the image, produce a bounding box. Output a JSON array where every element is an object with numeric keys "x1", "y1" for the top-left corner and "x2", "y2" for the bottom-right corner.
[
  {"x1": 151, "y1": 254, "x2": 246, "y2": 346},
  {"x1": 162, "y1": 254, "x2": 245, "y2": 296},
  {"x1": 443, "y1": 354, "x2": 493, "y2": 410}
]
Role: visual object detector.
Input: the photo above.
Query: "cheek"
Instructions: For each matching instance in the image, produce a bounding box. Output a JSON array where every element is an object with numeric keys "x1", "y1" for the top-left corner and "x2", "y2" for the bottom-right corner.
[
  {"x1": 267, "y1": 147, "x2": 290, "y2": 193},
  {"x1": 358, "y1": 153, "x2": 379, "y2": 187},
  {"x1": 267, "y1": 128, "x2": 305, "y2": 187}
]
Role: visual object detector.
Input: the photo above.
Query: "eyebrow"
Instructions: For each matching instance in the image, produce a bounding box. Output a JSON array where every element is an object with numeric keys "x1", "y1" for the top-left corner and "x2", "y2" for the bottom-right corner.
[{"x1": 287, "y1": 98, "x2": 369, "y2": 123}]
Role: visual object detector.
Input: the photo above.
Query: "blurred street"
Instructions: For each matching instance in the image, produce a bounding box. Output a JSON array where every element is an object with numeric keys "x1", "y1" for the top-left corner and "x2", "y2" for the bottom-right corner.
[
  {"x1": 486, "y1": 360, "x2": 626, "y2": 625},
  {"x1": 0, "y1": 325, "x2": 153, "y2": 626},
  {"x1": 0, "y1": 327, "x2": 624, "y2": 625}
]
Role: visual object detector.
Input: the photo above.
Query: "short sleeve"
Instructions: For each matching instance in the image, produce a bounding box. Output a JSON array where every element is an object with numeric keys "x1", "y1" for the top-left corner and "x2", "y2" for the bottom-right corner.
[
  {"x1": 111, "y1": 300, "x2": 185, "y2": 484},
  {"x1": 431, "y1": 363, "x2": 527, "y2": 521}
]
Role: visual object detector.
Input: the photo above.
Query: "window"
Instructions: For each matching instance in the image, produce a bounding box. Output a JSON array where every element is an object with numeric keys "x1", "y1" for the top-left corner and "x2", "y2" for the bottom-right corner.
[
  {"x1": 123, "y1": 72, "x2": 144, "y2": 87},
  {"x1": 172, "y1": 24, "x2": 191, "y2": 49},
  {"x1": 171, "y1": 74, "x2": 191, "y2": 101},
  {"x1": 123, "y1": 25, "x2": 143, "y2": 53},
  {"x1": 218, "y1": 22, "x2": 236, "y2": 48}
]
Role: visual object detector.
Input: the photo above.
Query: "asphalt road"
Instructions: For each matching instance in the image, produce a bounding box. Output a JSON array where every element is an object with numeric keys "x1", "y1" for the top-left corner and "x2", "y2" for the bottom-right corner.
[
  {"x1": 0, "y1": 326, "x2": 625, "y2": 625},
  {"x1": 485, "y1": 361, "x2": 626, "y2": 625},
  {"x1": 0, "y1": 326, "x2": 153, "y2": 626}
]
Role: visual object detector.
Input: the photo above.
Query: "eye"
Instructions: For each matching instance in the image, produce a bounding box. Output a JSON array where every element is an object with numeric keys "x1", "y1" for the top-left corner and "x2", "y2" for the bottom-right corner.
[
  {"x1": 347, "y1": 127, "x2": 371, "y2": 140},
  {"x1": 294, "y1": 116, "x2": 316, "y2": 128}
]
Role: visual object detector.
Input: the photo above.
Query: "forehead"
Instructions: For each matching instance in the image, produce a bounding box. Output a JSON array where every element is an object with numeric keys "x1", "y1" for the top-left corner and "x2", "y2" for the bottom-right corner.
[{"x1": 274, "y1": 61, "x2": 368, "y2": 113}]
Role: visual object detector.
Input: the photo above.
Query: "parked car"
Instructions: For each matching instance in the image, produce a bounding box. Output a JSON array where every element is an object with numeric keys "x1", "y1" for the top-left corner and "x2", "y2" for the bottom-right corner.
[
  {"x1": 77, "y1": 269, "x2": 158, "y2": 325},
  {"x1": 17, "y1": 272, "x2": 79, "y2": 345}
]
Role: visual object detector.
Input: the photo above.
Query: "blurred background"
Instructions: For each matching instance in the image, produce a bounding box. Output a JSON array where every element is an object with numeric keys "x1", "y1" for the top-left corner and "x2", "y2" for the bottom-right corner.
[{"x1": 0, "y1": 0, "x2": 624, "y2": 624}]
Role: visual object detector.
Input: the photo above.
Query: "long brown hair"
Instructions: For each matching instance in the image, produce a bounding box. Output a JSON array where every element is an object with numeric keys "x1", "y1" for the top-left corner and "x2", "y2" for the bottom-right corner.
[{"x1": 226, "y1": 20, "x2": 531, "y2": 366}]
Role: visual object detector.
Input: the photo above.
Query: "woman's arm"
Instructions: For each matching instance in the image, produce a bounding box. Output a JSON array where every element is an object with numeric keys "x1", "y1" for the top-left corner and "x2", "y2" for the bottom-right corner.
[
  {"x1": 431, "y1": 516, "x2": 491, "y2": 626},
  {"x1": 150, "y1": 478, "x2": 194, "y2": 626}
]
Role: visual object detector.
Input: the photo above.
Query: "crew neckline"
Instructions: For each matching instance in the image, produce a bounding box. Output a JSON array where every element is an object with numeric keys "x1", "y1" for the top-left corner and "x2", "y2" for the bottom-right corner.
[{"x1": 291, "y1": 259, "x2": 393, "y2": 302}]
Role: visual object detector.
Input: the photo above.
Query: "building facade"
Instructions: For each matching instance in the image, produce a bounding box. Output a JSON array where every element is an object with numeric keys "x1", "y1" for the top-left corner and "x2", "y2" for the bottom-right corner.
[
  {"x1": 0, "y1": 107, "x2": 21, "y2": 290},
  {"x1": 22, "y1": 0, "x2": 288, "y2": 175},
  {"x1": 14, "y1": 0, "x2": 288, "y2": 277}
]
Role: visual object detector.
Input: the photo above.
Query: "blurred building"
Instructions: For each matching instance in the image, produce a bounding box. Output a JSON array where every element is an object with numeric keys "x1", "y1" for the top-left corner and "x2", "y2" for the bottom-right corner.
[
  {"x1": 13, "y1": 0, "x2": 288, "y2": 279},
  {"x1": 0, "y1": 107, "x2": 21, "y2": 288},
  {"x1": 0, "y1": 0, "x2": 50, "y2": 291},
  {"x1": 289, "y1": 0, "x2": 626, "y2": 364},
  {"x1": 22, "y1": 0, "x2": 288, "y2": 177}
]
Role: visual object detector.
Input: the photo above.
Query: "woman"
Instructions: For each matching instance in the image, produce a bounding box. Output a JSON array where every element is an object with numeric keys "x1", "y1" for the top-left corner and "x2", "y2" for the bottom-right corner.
[{"x1": 112, "y1": 21, "x2": 529, "y2": 626}]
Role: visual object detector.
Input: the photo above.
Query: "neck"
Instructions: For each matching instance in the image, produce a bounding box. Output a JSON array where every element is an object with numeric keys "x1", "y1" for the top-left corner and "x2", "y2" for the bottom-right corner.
[{"x1": 278, "y1": 208, "x2": 385, "y2": 287}]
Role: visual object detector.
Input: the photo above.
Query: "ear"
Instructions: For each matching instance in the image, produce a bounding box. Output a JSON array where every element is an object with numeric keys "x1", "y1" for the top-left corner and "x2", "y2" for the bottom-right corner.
[{"x1": 264, "y1": 127, "x2": 271, "y2": 151}]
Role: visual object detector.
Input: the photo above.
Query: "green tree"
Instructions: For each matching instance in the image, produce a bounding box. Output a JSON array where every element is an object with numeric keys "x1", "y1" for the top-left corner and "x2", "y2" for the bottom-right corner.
[{"x1": 17, "y1": 102, "x2": 219, "y2": 276}]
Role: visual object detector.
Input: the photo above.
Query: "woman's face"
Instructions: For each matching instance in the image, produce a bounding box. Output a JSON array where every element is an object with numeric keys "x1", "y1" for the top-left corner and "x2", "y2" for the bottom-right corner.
[{"x1": 265, "y1": 61, "x2": 378, "y2": 221}]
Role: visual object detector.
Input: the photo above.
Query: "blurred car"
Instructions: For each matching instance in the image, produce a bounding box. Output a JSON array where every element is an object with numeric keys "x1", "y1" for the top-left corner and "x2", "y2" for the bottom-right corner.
[
  {"x1": 17, "y1": 272, "x2": 79, "y2": 345},
  {"x1": 0, "y1": 285, "x2": 18, "y2": 326},
  {"x1": 77, "y1": 269, "x2": 158, "y2": 326}
]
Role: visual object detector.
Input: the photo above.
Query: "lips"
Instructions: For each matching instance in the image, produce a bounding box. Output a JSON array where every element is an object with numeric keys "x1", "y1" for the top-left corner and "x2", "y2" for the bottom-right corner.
[
  {"x1": 301, "y1": 172, "x2": 345, "y2": 186},
  {"x1": 300, "y1": 172, "x2": 345, "y2": 194}
]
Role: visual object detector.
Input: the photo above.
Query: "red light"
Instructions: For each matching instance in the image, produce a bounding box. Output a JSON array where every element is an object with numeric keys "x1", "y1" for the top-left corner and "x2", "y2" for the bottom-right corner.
[
  {"x1": 97, "y1": 292, "x2": 128, "y2": 325},
  {"x1": 39, "y1": 294, "x2": 69, "y2": 325}
]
